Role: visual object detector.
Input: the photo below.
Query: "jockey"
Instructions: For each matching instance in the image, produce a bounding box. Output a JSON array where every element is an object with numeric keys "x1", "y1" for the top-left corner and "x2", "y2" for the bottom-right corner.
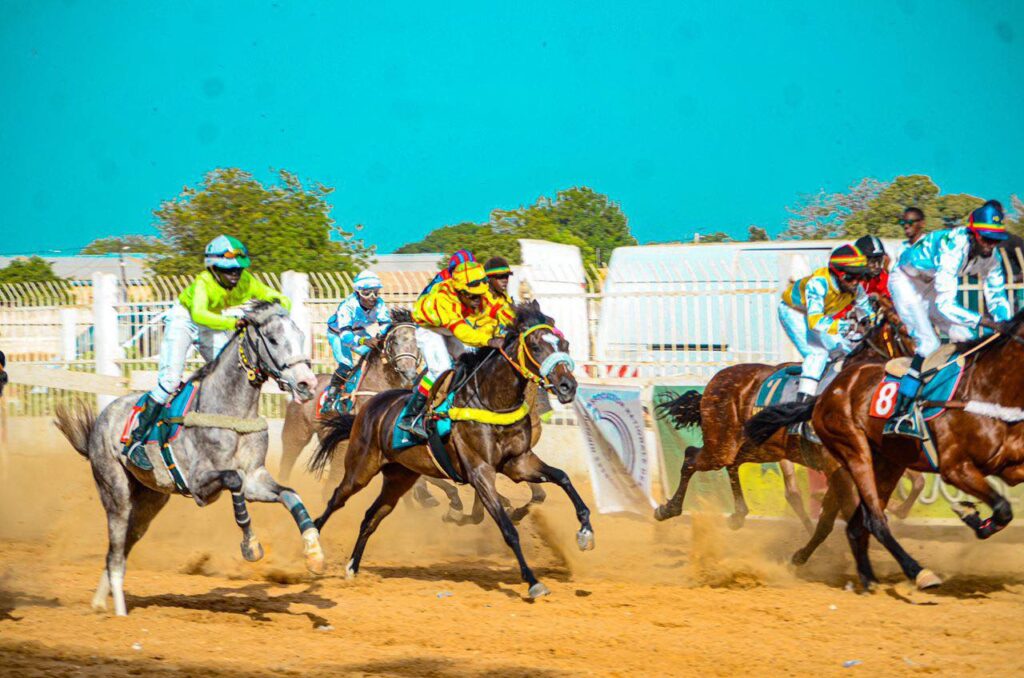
[
  {"x1": 321, "y1": 270, "x2": 390, "y2": 415},
  {"x1": 854, "y1": 235, "x2": 891, "y2": 299},
  {"x1": 400, "y1": 260, "x2": 503, "y2": 437},
  {"x1": 779, "y1": 244, "x2": 874, "y2": 403},
  {"x1": 124, "y1": 235, "x2": 291, "y2": 470},
  {"x1": 483, "y1": 256, "x2": 516, "y2": 333},
  {"x1": 890, "y1": 200, "x2": 1012, "y2": 417},
  {"x1": 418, "y1": 249, "x2": 476, "y2": 299},
  {"x1": 894, "y1": 207, "x2": 927, "y2": 267}
]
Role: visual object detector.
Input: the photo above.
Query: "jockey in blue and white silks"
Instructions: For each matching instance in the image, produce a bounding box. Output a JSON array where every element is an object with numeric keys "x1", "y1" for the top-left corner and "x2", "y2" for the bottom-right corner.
[
  {"x1": 779, "y1": 244, "x2": 874, "y2": 401},
  {"x1": 321, "y1": 270, "x2": 391, "y2": 415},
  {"x1": 890, "y1": 200, "x2": 1012, "y2": 417}
]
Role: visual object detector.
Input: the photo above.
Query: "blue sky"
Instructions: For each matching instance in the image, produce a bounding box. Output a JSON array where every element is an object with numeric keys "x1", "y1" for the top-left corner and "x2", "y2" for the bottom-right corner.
[{"x1": 1, "y1": 1, "x2": 1021, "y2": 255}]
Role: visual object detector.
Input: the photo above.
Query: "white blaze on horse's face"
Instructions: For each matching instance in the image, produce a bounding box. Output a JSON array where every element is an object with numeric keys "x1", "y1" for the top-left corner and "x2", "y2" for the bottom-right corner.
[{"x1": 532, "y1": 328, "x2": 577, "y2": 404}]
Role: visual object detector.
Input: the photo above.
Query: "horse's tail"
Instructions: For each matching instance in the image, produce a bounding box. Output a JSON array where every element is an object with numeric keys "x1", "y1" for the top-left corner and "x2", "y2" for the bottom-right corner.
[
  {"x1": 307, "y1": 414, "x2": 356, "y2": 478},
  {"x1": 54, "y1": 400, "x2": 96, "y2": 458},
  {"x1": 744, "y1": 398, "x2": 817, "y2": 445},
  {"x1": 655, "y1": 389, "x2": 703, "y2": 429}
]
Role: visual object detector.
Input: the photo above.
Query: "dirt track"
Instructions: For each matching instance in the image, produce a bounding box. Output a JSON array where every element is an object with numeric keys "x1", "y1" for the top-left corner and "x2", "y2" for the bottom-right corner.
[{"x1": 2, "y1": 442, "x2": 1024, "y2": 677}]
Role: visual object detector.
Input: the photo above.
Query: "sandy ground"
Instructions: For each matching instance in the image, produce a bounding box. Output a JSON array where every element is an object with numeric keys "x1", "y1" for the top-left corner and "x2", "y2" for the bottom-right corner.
[{"x1": 2, "y1": 435, "x2": 1024, "y2": 677}]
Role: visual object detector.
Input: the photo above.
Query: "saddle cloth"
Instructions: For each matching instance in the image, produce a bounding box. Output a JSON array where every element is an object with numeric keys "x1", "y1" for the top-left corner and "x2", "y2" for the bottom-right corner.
[
  {"x1": 752, "y1": 362, "x2": 846, "y2": 445},
  {"x1": 120, "y1": 383, "x2": 199, "y2": 494},
  {"x1": 871, "y1": 348, "x2": 964, "y2": 433},
  {"x1": 316, "y1": 363, "x2": 366, "y2": 419},
  {"x1": 390, "y1": 370, "x2": 455, "y2": 453}
]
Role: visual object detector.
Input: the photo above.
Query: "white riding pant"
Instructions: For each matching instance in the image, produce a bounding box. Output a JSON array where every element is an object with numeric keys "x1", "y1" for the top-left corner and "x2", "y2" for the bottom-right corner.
[
  {"x1": 778, "y1": 302, "x2": 851, "y2": 396},
  {"x1": 889, "y1": 268, "x2": 976, "y2": 358},
  {"x1": 414, "y1": 327, "x2": 470, "y2": 380},
  {"x1": 150, "y1": 303, "x2": 231, "y2": 404}
]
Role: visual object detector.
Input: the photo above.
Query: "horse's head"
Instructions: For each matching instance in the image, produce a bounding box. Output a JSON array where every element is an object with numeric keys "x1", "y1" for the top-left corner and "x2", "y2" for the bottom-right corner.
[
  {"x1": 507, "y1": 300, "x2": 577, "y2": 404},
  {"x1": 381, "y1": 308, "x2": 421, "y2": 385},
  {"x1": 241, "y1": 301, "x2": 317, "y2": 403},
  {"x1": 0, "y1": 350, "x2": 6, "y2": 398}
]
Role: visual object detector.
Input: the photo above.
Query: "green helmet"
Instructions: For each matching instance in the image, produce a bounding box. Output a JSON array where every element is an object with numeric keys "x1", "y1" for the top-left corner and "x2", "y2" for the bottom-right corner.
[{"x1": 204, "y1": 235, "x2": 250, "y2": 269}]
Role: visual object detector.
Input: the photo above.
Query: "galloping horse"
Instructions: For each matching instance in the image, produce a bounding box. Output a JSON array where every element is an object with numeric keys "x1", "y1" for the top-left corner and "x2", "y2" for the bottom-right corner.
[
  {"x1": 54, "y1": 301, "x2": 322, "y2": 615},
  {"x1": 278, "y1": 308, "x2": 420, "y2": 485},
  {"x1": 308, "y1": 301, "x2": 593, "y2": 599},
  {"x1": 754, "y1": 307, "x2": 1024, "y2": 590},
  {"x1": 655, "y1": 298, "x2": 913, "y2": 564}
]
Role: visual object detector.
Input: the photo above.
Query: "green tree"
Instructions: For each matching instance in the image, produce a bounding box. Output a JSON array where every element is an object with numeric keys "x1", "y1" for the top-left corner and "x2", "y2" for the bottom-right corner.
[
  {"x1": 747, "y1": 226, "x2": 770, "y2": 241},
  {"x1": 149, "y1": 168, "x2": 374, "y2": 276},
  {"x1": 81, "y1": 235, "x2": 170, "y2": 255},
  {"x1": 844, "y1": 175, "x2": 983, "y2": 238},
  {"x1": 695, "y1": 231, "x2": 734, "y2": 243},
  {"x1": 0, "y1": 256, "x2": 62, "y2": 284},
  {"x1": 1008, "y1": 195, "x2": 1024, "y2": 238},
  {"x1": 397, "y1": 186, "x2": 635, "y2": 267}
]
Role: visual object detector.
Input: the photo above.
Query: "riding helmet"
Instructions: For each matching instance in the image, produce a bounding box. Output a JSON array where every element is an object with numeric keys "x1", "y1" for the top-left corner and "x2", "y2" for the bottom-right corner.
[
  {"x1": 353, "y1": 270, "x2": 383, "y2": 290},
  {"x1": 828, "y1": 244, "x2": 870, "y2": 278},
  {"x1": 853, "y1": 235, "x2": 886, "y2": 260},
  {"x1": 484, "y1": 256, "x2": 513, "y2": 278},
  {"x1": 204, "y1": 235, "x2": 251, "y2": 269},
  {"x1": 967, "y1": 200, "x2": 1008, "y2": 241},
  {"x1": 449, "y1": 261, "x2": 488, "y2": 295}
]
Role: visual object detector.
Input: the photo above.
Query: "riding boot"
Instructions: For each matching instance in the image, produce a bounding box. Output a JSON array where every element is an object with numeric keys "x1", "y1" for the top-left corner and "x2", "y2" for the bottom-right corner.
[
  {"x1": 893, "y1": 354, "x2": 925, "y2": 419},
  {"x1": 123, "y1": 395, "x2": 162, "y2": 471},
  {"x1": 320, "y1": 365, "x2": 350, "y2": 416},
  {"x1": 397, "y1": 390, "x2": 429, "y2": 440}
]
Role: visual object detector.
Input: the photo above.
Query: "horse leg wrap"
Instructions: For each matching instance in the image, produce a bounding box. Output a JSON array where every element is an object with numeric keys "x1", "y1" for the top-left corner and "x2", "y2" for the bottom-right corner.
[
  {"x1": 281, "y1": 490, "x2": 316, "y2": 533},
  {"x1": 231, "y1": 491, "x2": 251, "y2": 528}
]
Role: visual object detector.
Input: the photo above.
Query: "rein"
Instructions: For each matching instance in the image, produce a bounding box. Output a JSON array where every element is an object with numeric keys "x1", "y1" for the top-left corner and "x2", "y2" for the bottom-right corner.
[
  {"x1": 238, "y1": 318, "x2": 311, "y2": 391},
  {"x1": 497, "y1": 323, "x2": 575, "y2": 392},
  {"x1": 381, "y1": 322, "x2": 419, "y2": 367}
]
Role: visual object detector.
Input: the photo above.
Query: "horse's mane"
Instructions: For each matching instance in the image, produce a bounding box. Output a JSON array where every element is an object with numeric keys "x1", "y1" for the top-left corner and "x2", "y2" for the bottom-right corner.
[
  {"x1": 389, "y1": 307, "x2": 413, "y2": 324},
  {"x1": 453, "y1": 301, "x2": 552, "y2": 371},
  {"x1": 955, "y1": 306, "x2": 1024, "y2": 353}
]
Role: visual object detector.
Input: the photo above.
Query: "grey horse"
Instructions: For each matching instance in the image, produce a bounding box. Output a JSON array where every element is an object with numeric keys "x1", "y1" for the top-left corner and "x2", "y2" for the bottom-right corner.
[{"x1": 55, "y1": 301, "x2": 320, "y2": 616}]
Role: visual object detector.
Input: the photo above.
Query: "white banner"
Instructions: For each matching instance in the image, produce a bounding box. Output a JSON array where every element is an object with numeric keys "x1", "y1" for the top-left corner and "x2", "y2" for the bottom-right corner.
[{"x1": 574, "y1": 384, "x2": 656, "y2": 514}]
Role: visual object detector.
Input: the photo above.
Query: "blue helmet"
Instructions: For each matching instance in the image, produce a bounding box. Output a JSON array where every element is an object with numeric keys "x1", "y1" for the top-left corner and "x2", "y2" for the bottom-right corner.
[
  {"x1": 353, "y1": 270, "x2": 383, "y2": 291},
  {"x1": 204, "y1": 235, "x2": 251, "y2": 269},
  {"x1": 968, "y1": 200, "x2": 1008, "y2": 241}
]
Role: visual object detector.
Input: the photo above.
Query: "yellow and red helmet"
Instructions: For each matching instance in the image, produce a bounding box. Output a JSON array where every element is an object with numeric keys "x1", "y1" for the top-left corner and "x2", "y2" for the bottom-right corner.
[{"x1": 449, "y1": 261, "x2": 488, "y2": 295}]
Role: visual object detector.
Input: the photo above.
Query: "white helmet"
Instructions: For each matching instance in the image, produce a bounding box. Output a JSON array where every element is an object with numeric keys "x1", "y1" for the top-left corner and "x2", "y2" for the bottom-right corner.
[{"x1": 353, "y1": 270, "x2": 383, "y2": 291}]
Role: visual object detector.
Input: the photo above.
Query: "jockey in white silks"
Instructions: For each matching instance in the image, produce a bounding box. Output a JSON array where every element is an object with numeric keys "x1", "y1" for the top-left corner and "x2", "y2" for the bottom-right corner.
[
  {"x1": 321, "y1": 270, "x2": 391, "y2": 415},
  {"x1": 890, "y1": 200, "x2": 1012, "y2": 417},
  {"x1": 778, "y1": 244, "x2": 874, "y2": 402}
]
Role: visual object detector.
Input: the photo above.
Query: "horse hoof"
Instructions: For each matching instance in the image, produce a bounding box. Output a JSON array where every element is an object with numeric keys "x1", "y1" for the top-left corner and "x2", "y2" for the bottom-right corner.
[
  {"x1": 654, "y1": 505, "x2": 679, "y2": 522},
  {"x1": 727, "y1": 514, "x2": 746, "y2": 530},
  {"x1": 345, "y1": 559, "x2": 357, "y2": 580},
  {"x1": 90, "y1": 598, "x2": 107, "y2": 612},
  {"x1": 302, "y1": 528, "x2": 325, "y2": 575},
  {"x1": 916, "y1": 569, "x2": 942, "y2": 590},
  {"x1": 241, "y1": 537, "x2": 265, "y2": 563},
  {"x1": 790, "y1": 551, "x2": 809, "y2": 566},
  {"x1": 443, "y1": 508, "x2": 463, "y2": 524},
  {"x1": 576, "y1": 528, "x2": 595, "y2": 551},
  {"x1": 528, "y1": 582, "x2": 551, "y2": 599}
]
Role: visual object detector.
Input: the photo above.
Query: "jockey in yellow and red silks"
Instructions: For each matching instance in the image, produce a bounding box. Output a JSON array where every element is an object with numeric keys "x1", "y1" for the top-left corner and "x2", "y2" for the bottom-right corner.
[{"x1": 778, "y1": 244, "x2": 874, "y2": 402}]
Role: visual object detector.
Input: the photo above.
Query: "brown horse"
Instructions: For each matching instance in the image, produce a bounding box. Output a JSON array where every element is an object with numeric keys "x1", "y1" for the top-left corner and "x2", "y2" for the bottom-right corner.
[
  {"x1": 278, "y1": 308, "x2": 420, "y2": 485},
  {"x1": 750, "y1": 308, "x2": 1024, "y2": 590},
  {"x1": 307, "y1": 301, "x2": 592, "y2": 598},
  {"x1": 655, "y1": 298, "x2": 913, "y2": 564}
]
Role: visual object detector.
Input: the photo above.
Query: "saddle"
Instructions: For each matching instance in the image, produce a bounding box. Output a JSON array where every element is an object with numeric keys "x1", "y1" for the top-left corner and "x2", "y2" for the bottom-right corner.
[
  {"x1": 884, "y1": 344, "x2": 960, "y2": 378},
  {"x1": 120, "y1": 383, "x2": 200, "y2": 494},
  {"x1": 752, "y1": 363, "x2": 829, "y2": 445}
]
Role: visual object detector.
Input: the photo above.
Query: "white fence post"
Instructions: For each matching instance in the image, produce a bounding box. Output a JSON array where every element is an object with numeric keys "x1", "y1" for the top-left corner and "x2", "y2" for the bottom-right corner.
[
  {"x1": 93, "y1": 272, "x2": 123, "y2": 409},
  {"x1": 282, "y1": 271, "x2": 311, "y2": 356},
  {"x1": 60, "y1": 308, "x2": 78, "y2": 362}
]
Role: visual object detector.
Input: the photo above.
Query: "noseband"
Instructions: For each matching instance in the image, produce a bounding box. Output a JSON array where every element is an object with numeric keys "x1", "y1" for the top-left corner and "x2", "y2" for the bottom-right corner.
[{"x1": 498, "y1": 323, "x2": 575, "y2": 391}]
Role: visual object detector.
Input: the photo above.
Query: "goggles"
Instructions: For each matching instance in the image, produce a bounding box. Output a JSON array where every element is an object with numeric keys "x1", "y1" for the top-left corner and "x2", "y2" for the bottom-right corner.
[
  {"x1": 220, "y1": 248, "x2": 247, "y2": 259},
  {"x1": 357, "y1": 287, "x2": 381, "y2": 298}
]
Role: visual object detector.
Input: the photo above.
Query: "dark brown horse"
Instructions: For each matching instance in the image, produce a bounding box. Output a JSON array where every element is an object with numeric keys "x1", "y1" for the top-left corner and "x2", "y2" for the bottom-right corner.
[
  {"x1": 308, "y1": 301, "x2": 593, "y2": 599},
  {"x1": 655, "y1": 298, "x2": 913, "y2": 565},
  {"x1": 749, "y1": 308, "x2": 1024, "y2": 590}
]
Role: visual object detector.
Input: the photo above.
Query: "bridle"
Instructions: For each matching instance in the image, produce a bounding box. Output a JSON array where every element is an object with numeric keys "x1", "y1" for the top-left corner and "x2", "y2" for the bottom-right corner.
[
  {"x1": 498, "y1": 323, "x2": 575, "y2": 392},
  {"x1": 237, "y1": 313, "x2": 311, "y2": 391},
  {"x1": 380, "y1": 322, "x2": 419, "y2": 369}
]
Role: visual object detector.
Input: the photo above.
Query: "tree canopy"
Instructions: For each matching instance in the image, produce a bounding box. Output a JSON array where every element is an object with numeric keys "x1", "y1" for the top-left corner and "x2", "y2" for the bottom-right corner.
[
  {"x1": 0, "y1": 256, "x2": 62, "y2": 284},
  {"x1": 396, "y1": 187, "x2": 635, "y2": 267},
  {"x1": 81, "y1": 235, "x2": 170, "y2": 255},
  {"x1": 148, "y1": 169, "x2": 374, "y2": 276}
]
